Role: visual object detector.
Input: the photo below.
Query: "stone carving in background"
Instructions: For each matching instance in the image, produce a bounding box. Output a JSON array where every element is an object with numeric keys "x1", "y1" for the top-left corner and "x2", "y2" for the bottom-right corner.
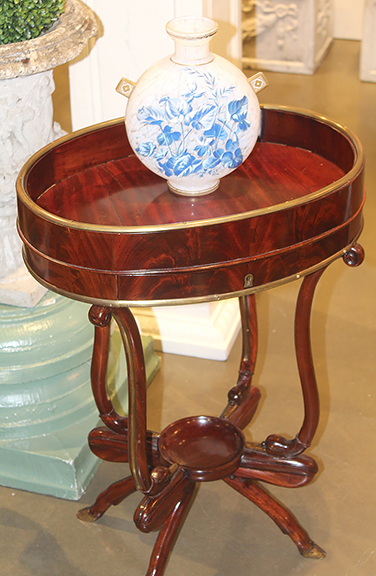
[
  {"x1": 242, "y1": 0, "x2": 333, "y2": 74},
  {"x1": 317, "y1": 0, "x2": 332, "y2": 40},
  {"x1": 0, "y1": 72, "x2": 65, "y2": 280},
  {"x1": 0, "y1": 0, "x2": 98, "y2": 305},
  {"x1": 242, "y1": 1, "x2": 300, "y2": 49}
]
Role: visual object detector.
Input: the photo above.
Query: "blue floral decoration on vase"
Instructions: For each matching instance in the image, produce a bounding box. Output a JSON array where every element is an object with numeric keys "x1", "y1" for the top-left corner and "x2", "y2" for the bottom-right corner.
[{"x1": 135, "y1": 68, "x2": 251, "y2": 181}]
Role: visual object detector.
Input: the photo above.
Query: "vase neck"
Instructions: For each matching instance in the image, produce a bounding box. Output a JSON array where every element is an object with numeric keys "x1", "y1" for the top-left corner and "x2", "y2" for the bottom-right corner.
[{"x1": 166, "y1": 17, "x2": 218, "y2": 66}]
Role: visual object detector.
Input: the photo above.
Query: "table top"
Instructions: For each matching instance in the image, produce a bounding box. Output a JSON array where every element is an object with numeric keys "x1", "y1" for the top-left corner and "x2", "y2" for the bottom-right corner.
[
  {"x1": 17, "y1": 105, "x2": 365, "y2": 306},
  {"x1": 35, "y1": 141, "x2": 344, "y2": 228}
]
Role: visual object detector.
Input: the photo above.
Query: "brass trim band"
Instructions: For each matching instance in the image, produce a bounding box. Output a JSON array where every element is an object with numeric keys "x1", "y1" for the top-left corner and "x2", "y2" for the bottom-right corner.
[{"x1": 23, "y1": 239, "x2": 360, "y2": 308}]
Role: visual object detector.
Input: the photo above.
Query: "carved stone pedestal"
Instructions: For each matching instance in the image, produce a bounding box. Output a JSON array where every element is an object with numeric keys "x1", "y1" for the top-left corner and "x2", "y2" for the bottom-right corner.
[
  {"x1": 242, "y1": 0, "x2": 333, "y2": 74},
  {"x1": 0, "y1": 0, "x2": 103, "y2": 499},
  {"x1": 0, "y1": 293, "x2": 160, "y2": 499}
]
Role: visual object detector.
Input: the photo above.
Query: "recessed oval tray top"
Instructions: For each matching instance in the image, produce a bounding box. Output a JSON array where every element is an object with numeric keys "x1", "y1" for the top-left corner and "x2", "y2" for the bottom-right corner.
[
  {"x1": 34, "y1": 140, "x2": 343, "y2": 227},
  {"x1": 17, "y1": 105, "x2": 365, "y2": 306}
]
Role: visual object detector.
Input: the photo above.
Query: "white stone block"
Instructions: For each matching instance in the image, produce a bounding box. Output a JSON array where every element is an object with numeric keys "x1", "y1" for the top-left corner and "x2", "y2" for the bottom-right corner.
[
  {"x1": 360, "y1": 0, "x2": 376, "y2": 82},
  {"x1": 242, "y1": 0, "x2": 333, "y2": 74},
  {"x1": 133, "y1": 299, "x2": 241, "y2": 361}
]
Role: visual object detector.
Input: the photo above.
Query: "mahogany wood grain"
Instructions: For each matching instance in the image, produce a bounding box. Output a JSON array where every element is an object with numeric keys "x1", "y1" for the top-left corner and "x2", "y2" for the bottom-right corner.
[
  {"x1": 17, "y1": 106, "x2": 365, "y2": 305},
  {"x1": 264, "y1": 268, "x2": 326, "y2": 458},
  {"x1": 20, "y1": 184, "x2": 363, "y2": 272},
  {"x1": 77, "y1": 475, "x2": 137, "y2": 522},
  {"x1": 224, "y1": 477, "x2": 326, "y2": 559},
  {"x1": 145, "y1": 482, "x2": 196, "y2": 576},
  {"x1": 86, "y1": 426, "x2": 159, "y2": 468},
  {"x1": 221, "y1": 294, "x2": 261, "y2": 428},
  {"x1": 236, "y1": 443, "x2": 318, "y2": 488},
  {"x1": 87, "y1": 427, "x2": 129, "y2": 463},
  {"x1": 158, "y1": 416, "x2": 245, "y2": 482},
  {"x1": 134, "y1": 469, "x2": 189, "y2": 533},
  {"x1": 20, "y1": 209, "x2": 362, "y2": 303},
  {"x1": 35, "y1": 143, "x2": 345, "y2": 226},
  {"x1": 17, "y1": 107, "x2": 366, "y2": 576}
]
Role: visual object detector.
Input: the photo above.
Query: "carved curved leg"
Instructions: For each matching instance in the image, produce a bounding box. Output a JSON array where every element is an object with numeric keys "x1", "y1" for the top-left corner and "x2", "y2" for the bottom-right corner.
[
  {"x1": 87, "y1": 426, "x2": 160, "y2": 469},
  {"x1": 87, "y1": 427, "x2": 129, "y2": 462},
  {"x1": 89, "y1": 305, "x2": 152, "y2": 491},
  {"x1": 265, "y1": 268, "x2": 326, "y2": 457},
  {"x1": 294, "y1": 269, "x2": 327, "y2": 450},
  {"x1": 89, "y1": 305, "x2": 171, "y2": 497},
  {"x1": 89, "y1": 306, "x2": 129, "y2": 434},
  {"x1": 221, "y1": 294, "x2": 261, "y2": 429},
  {"x1": 134, "y1": 469, "x2": 192, "y2": 533},
  {"x1": 146, "y1": 482, "x2": 196, "y2": 576},
  {"x1": 77, "y1": 475, "x2": 137, "y2": 522},
  {"x1": 111, "y1": 307, "x2": 152, "y2": 493},
  {"x1": 224, "y1": 477, "x2": 325, "y2": 559},
  {"x1": 235, "y1": 443, "x2": 318, "y2": 488}
]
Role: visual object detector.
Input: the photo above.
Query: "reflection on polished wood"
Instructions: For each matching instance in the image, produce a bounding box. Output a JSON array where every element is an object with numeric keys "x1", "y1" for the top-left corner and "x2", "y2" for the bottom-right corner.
[
  {"x1": 17, "y1": 106, "x2": 364, "y2": 306},
  {"x1": 16, "y1": 106, "x2": 365, "y2": 576}
]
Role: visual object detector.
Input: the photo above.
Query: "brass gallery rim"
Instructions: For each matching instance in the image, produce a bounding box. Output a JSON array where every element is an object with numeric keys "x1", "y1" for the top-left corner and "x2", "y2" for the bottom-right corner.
[{"x1": 17, "y1": 105, "x2": 364, "y2": 235}]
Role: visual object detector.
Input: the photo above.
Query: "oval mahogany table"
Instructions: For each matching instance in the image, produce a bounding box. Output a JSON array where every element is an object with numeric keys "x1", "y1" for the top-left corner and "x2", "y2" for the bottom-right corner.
[{"x1": 17, "y1": 105, "x2": 365, "y2": 576}]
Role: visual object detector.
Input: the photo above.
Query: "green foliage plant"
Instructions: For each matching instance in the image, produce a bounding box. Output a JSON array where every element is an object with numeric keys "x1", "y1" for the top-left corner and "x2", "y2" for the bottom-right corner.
[{"x1": 0, "y1": 0, "x2": 65, "y2": 45}]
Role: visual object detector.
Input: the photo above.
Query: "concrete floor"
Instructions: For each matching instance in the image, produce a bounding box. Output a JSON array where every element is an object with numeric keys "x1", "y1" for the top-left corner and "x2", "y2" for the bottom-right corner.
[{"x1": 1, "y1": 39, "x2": 376, "y2": 575}]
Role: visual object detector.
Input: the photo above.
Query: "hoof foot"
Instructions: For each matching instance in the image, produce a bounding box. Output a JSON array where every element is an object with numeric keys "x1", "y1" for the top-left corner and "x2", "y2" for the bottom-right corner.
[
  {"x1": 300, "y1": 542, "x2": 326, "y2": 559},
  {"x1": 76, "y1": 506, "x2": 102, "y2": 522}
]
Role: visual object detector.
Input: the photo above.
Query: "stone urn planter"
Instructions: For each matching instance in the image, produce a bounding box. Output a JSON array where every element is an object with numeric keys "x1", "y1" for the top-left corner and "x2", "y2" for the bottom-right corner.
[
  {"x1": 0, "y1": 0, "x2": 103, "y2": 499},
  {"x1": 0, "y1": 0, "x2": 98, "y2": 303}
]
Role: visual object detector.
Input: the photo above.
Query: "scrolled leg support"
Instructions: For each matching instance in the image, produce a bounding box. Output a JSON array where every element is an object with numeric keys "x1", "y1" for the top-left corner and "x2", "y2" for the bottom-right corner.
[
  {"x1": 265, "y1": 268, "x2": 326, "y2": 458},
  {"x1": 221, "y1": 294, "x2": 261, "y2": 429},
  {"x1": 77, "y1": 475, "x2": 137, "y2": 522},
  {"x1": 224, "y1": 477, "x2": 326, "y2": 559},
  {"x1": 343, "y1": 243, "x2": 365, "y2": 267},
  {"x1": 145, "y1": 482, "x2": 196, "y2": 576}
]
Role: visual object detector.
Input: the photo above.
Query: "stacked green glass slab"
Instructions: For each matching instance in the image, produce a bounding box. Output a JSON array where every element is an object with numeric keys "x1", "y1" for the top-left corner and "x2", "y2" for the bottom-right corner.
[{"x1": 0, "y1": 293, "x2": 160, "y2": 499}]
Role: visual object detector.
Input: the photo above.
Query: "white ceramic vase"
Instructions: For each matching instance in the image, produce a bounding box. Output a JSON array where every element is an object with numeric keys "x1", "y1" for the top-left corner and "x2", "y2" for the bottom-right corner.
[{"x1": 117, "y1": 16, "x2": 267, "y2": 196}]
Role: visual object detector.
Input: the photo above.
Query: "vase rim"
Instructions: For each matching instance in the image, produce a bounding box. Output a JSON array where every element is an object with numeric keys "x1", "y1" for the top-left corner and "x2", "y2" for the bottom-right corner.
[{"x1": 166, "y1": 16, "x2": 218, "y2": 42}]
